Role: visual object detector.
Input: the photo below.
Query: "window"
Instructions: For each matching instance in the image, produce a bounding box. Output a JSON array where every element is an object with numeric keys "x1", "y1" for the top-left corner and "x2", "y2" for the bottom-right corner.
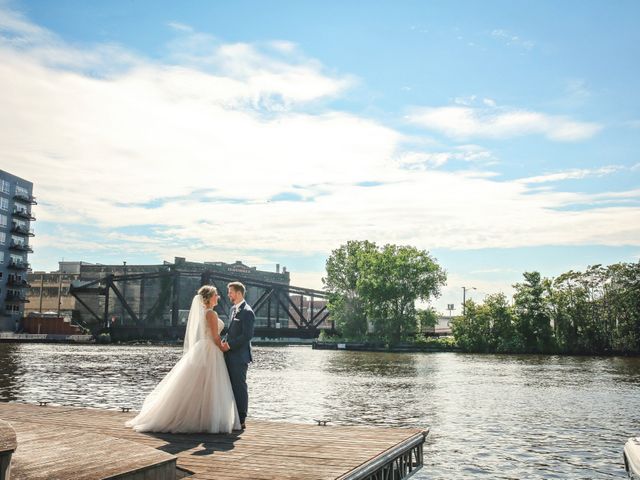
[
  {"x1": 0, "y1": 232, "x2": 5, "y2": 244},
  {"x1": 15, "y1": 185, "x2": 28, "y2": 197},
  {"x1": 0, "y1": 214, "x2": 6, "y2": 228},
  {"x1": 0, "y1": 180, "x2": 9, "y2": 195},
  {"x1": 0, "y1": 251, "x2": 3, "y2": 264},
  {"x1": 0, "y1": 197, "x2": 7, "y2": 211},
  {"x1": 11, "y1": 235, "x2": 23, "y2": 246}
]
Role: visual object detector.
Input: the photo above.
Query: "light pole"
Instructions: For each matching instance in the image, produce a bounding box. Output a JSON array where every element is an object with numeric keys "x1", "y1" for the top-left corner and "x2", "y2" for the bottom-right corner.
[
  {"x1": 462, "y1": 286, "x2": 476, "y2": 316},
  {"x1": 122, "y1": 261, "x2": 127, "y2": 324}
]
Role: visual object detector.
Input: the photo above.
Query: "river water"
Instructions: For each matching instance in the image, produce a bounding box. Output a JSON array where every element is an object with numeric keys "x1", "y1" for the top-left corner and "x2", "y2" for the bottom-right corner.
[{"x1": 0, "y1": 343, "x2": 638, "y2": 478}]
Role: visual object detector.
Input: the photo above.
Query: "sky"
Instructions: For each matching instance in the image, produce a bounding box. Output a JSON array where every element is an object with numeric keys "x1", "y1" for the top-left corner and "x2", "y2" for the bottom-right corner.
[{"x1": 1, "y1": 0, "x2": 639, "y2": 314}]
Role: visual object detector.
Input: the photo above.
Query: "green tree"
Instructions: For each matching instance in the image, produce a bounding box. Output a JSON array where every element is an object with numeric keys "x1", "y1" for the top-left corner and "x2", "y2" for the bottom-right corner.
[
  {"x1": 357, "y1": 244, "x2": 446, "y2": 344},
  {"x1": 323, "y1": 241, "x2": 446, "y2": 343},
  {"x1": 513, "y1": 271, "x2": 555, "y2": 353},
  {"x1": 451, "y1": 262, "x2": 640, "y2": 355},
  {"x1": 551, "y1": 265, "x2": 617, "y2": 354},
  {"x1": 605, "y1": 262, "x2": 640, "y2": 353},
  {"x1": 549, "y1": 270, "x2": 584, "y2": 353},
  {"x1": 323, "y1": 240, "x2": 377, "y2": 338},
  {"x1": 451, "y1": 300, "x2": 491, "y2": 352},
  {"x1": 484, "y1": 293, "x2": 519, "y2": 352},
  {"x1": 417, "y1": 307, "x2": 438, "y2": 332}
]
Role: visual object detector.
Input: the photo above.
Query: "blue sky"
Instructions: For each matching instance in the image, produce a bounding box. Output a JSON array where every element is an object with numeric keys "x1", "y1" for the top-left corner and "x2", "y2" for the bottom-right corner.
[{"x1": 1, "y1": 0, "x2": 639, "y2": 312}]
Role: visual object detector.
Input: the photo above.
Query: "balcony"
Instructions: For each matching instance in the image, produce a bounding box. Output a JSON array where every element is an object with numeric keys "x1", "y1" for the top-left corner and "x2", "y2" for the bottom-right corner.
[
  {"x1": 7, "y1": 261, "x2": 30, "y2": 271},
  {"x1": 12, "y1": 208, "x2": 36, "y2": 221},
  {"x1": 9, "y1": 242, "x2": 33, "y2": 254},
  {"x1": 10, "y1": 224, "x2": 34, "y2": 237},
  {"x1": 13, "y1": 192, "x2": 37, "y2": 205},
  {"x1": 5, "y1": 292, "x2": 29, "y2": 303},
  {"x1": 6, "y1": 277, "x2": 31, "y2": 288}
]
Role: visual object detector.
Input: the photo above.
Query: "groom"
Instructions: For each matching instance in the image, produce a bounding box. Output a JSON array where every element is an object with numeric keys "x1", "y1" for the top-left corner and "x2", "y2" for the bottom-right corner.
[{"x1": 221, "y1": 281, "x2": 255, "y2": 430}]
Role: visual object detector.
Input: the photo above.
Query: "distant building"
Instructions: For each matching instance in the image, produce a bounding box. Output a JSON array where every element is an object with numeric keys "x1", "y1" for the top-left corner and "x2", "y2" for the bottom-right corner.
[
  {"x1": 288, "y1": 294, "x2": 330, "y2": 330},
  {"x1": 422, "y1": 315, "x2": 454, "y2": 336},
  {"x1": 27, "y1": 257, "x2": 292, "y2": 330},
  {"x1": 24, "y1": 270, "x2": 83, "y2": 320},
  {"x1": 0, "y1": 170, "x2": 36, "y2": 331}
]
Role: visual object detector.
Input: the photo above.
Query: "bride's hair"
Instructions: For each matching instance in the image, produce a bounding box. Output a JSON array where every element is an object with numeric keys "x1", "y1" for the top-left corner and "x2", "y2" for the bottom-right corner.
[{"x1": 197, "y1": 285, "x2": 218, "y2": 303}]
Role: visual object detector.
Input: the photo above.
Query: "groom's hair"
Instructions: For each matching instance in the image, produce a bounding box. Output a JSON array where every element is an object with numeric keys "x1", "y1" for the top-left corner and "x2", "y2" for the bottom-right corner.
[{"x1": 228, "y1": 281, "x2": 246, "y2": 296}]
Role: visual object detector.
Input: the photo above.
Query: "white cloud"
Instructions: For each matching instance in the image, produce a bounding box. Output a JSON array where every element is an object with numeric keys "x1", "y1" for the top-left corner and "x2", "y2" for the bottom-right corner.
[
  {"x1": 565, "y1": 79, "x2": 591, "y2": 102},
  {"x1": 396, "y1": 144, "x2": 494, "y2": 169},
  {"x1": 407, "y1": 105, "x2": 602, "y2": 141},
  {"x1": 0, "y1": 5, "x2": 140, "y2": 74},
  {"x1": 0, "y1": 4, "x2": 638, "y2": 287},
  {"x1": 454, "y1": 95, "x2": 477, "y2": 106},
  {"x1": 491, "y1": 29, "x2": 535, "y2": 50},
  {"x1": 167, "y1": 22, "x2": 194, "y2": 33},
  {"x1": 269, "y1": 40, "x2": 297, "y2": 54},
  {"x1": 469, "y1": 268, "x2": 519, "y2": 274},
  {"x1": 520, "y1": 166, "x2": 621, "y2": 184},
  {"x1": 162, "y1": 30, "x2": 354, "y2": 108},
  {"x1": 289, "y1": 271, "x2": 325, "y2": 291}
]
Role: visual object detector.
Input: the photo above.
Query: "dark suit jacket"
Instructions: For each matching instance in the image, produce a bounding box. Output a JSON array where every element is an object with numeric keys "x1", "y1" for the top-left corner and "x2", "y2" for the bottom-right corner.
[{"x1": 225, "y1": 301, "x2": 255, "y2": 364}]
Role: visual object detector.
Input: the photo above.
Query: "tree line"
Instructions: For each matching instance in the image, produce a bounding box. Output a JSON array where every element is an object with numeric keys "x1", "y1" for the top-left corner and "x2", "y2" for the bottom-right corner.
[
  {"x1": 453, "y1": 263, "x2": 640, "y2": 355},
  {"x1": 323, "y1": 240, "x2": 639, "y2": 355}
]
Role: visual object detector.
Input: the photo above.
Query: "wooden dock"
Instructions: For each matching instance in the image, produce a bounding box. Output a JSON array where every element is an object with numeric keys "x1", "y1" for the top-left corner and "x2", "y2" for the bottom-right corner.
[{"x1": 0, "y1": 402, "x2": 427, "y2": 480}]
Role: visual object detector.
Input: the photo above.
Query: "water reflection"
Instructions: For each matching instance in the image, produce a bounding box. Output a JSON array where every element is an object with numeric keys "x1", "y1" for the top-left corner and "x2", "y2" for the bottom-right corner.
[
  {"x1": 326, "y1": 350, "x2": 419, "y2": 377},
  {"x1": 0, "y1": 344, "x2": 639, "y2": 479},
  {"x1": 0, "y1": 343, "x2": 19, "y2": 401},
  {"x1": 321, "y1": 351, "x2": 428, "y2": 428}
]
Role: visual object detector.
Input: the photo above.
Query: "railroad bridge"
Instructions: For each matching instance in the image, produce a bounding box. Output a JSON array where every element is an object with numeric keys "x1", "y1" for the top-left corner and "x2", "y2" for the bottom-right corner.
[{"x1": 69, "y1": 265, "x2": 332, "y2": 341}]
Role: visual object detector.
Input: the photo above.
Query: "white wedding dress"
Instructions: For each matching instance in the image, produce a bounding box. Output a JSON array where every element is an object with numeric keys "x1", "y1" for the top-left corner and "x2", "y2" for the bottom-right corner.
[{"x1": 126, "y1": 295, "x2": 241, "y2": 433}]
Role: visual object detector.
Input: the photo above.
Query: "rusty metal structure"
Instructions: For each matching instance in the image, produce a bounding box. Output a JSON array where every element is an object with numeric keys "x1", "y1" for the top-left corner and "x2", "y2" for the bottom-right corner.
[{"x1": 69, "y1": 267, "x2": 331, "y2": 340}]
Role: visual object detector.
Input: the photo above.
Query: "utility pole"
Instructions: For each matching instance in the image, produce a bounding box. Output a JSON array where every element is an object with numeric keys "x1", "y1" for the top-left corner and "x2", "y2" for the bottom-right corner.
[
  {"x1": 39, "y1": 273, "x2": 44, "y2": 313},
  {"x1": 462, "y1": 286, "x2": 476, "y2": 316},
  {"x1": 122, "y1": 261, "x2": 127, "y2": 324}
]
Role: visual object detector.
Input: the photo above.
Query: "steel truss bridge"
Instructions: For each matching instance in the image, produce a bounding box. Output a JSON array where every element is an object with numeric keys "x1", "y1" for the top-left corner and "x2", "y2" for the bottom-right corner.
[{"x1": 69, "y1": 268, "x2": 332, "y2": 340}]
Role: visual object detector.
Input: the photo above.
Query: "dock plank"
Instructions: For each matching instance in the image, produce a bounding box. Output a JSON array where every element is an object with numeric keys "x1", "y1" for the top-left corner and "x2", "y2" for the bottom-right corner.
[
  {"x1": 0, "y1": 419, "x2": 16, "y2": 453},
  {"x1": 0, "y1": 402, "x2": 426, "y2": 480},
  {"x1": 7, "y1": 421, "x2": 176, "y2": 480}
]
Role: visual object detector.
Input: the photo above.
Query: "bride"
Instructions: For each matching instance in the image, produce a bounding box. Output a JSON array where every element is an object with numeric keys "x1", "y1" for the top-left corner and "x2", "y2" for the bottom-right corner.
[{"x1": 126, "y1": 285, "x2": 241, "y2": 433}]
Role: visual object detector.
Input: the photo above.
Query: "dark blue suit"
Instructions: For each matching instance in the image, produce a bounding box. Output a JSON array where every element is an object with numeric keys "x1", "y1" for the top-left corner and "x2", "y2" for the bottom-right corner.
[{"x1": 223, "y1": 301, "x2": 255, "y2": 424}]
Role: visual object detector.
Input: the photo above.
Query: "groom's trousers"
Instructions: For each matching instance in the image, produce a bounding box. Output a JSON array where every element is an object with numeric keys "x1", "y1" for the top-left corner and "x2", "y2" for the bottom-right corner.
[{"x1": 225, "y1": 357, "x2": 248, "y2": 423}]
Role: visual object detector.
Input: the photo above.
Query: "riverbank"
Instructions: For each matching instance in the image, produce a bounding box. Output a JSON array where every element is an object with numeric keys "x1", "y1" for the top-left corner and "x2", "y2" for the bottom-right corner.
[
  {"x1": 0, "y1": 332, "x2": 321, "y2": 346},
  {"x1": 312, "y1": 340, "x2": 461, "y2": 353},
  {"x1": 0, "y1": 332, "x2": 94, "y2": 344}
]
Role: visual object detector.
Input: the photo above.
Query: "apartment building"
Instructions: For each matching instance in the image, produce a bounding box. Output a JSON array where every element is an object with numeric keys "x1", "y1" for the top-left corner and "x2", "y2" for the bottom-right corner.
[{"x1": 0, "y1": 170, "x2": 36, "y2": 331}]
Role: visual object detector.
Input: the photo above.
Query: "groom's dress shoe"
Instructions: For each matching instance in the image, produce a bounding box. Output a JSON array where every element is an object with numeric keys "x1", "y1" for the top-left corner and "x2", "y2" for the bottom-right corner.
[{"x1": 241, "y1": 423, "x2": 246, "y2": 429}]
